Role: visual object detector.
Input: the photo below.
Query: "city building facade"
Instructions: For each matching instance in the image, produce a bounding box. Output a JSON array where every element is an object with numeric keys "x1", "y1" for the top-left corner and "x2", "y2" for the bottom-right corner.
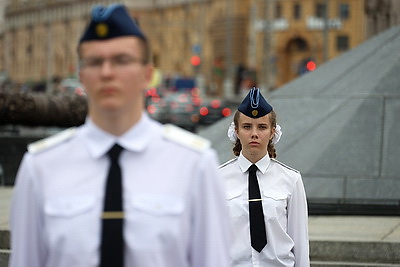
[{"x1": 1, "y1": 0, "x2": 399, "y2": 95}]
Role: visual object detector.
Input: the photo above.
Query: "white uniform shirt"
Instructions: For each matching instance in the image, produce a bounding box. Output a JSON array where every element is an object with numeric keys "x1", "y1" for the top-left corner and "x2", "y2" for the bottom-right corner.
[
  {"x1": 219, "y1": 152, "x2": 309, "y2": 267},
  {"x1": 10, "y1": 114, "x2": 231, "y2": 267}
]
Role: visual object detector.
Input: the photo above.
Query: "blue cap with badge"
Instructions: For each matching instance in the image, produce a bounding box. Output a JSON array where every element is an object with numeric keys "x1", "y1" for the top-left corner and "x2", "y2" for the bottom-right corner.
[
  {"x1": 79, "y1": 4, "x2": 146, "y2": 43},
  {"x1": 238, "y1": 87, "x2": 273, "y2": 118}
]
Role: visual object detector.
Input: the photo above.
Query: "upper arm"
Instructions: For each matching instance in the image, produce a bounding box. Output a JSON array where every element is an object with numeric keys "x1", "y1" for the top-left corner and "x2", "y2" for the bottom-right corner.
[{"x1": 9, "y1": 154, "x2": 46, "y2": 267}]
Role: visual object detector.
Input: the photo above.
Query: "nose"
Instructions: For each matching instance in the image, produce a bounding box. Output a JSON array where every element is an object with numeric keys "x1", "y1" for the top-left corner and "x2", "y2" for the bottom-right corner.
[
  {"x1": 99, "y1": 60, "x2": 114, "y2": 77},
  {"x1": 251, "y1": 128, "x2": 258, "y2": 139}
]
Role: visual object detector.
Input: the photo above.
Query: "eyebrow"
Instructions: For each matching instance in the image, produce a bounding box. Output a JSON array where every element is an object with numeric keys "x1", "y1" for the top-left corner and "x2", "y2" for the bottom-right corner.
[
  {"x1": 84, "y1": 52, "x2": 135, "y2": 59},
  {"x1": 241, "y1": 122, "x2": 269, "y2": 125}
]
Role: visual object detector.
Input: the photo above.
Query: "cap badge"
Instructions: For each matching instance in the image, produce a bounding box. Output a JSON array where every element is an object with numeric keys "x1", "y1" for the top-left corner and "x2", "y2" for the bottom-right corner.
[
  {"x1": 95, "y1": 23, "x2": 108, "y2": 37},
  {"x1": 252, "y1": 110, "x2": 258, "y2": 117}
]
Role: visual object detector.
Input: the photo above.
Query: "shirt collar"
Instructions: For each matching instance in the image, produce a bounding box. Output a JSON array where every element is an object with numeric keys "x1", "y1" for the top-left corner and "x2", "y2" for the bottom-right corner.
[
  {"x1": 81, "y1": 113, "x2": 155, "y2": 158},
  {"x1": 238, "y1": 152, "x2": 271, "y2": 174}
]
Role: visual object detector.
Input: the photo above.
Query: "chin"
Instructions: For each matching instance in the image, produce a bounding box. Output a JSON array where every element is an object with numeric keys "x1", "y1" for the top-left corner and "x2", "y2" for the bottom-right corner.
[
  {"x1": 99, "y1": 102, "x2": 123, "y2": 113},
  {"x1": 248, "y1": 149, "x2": 266, "y2": 155}
]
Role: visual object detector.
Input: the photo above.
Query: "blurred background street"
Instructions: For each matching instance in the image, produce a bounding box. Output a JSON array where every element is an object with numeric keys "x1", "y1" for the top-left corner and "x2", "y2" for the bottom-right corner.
[{"x1": 1, "y1": 0, "x2": 400, "y2": 266}]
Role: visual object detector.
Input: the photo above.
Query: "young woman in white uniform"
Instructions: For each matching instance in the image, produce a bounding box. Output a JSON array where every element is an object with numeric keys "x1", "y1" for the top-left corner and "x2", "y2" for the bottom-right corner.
[{"x1": 219, "y1": 88, "x2": 310, "y2": 267}]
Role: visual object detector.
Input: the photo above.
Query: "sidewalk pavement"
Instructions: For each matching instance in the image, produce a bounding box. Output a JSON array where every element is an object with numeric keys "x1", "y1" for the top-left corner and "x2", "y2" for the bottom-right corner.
[
  {"x1": 0, "y1": 188, "x2": 12, "y2": 231},
  {"x1": 2, "y1": 186, "x2": 399, "y2": 242},
  {"x1": 2, "y1": 186, "x2": 400, "y2": 266}
]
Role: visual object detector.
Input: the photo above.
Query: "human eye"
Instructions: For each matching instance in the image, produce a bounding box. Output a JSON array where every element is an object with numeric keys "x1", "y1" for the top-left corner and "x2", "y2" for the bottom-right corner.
[
  {"x1": 242, "y1": 124, "x2": 251, "y2": 129},
  {"x1": 113, "y1": 55, "x2": 137, "y2": 66},
  {"x1": 80, "y1": 57, "x2": 102, "y2": 68}
]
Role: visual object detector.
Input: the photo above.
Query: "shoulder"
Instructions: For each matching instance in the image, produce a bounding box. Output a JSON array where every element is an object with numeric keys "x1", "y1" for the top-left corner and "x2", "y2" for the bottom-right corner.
[
  {"x1": 162, "y1": 124, "x2": 211, "y2": 152},
  {"x1": 218, "y1": 157, "x2": 238, "y2": 169},
  {"x1": 270, "y1": 158, "x2": 300, "y2": 174},
  {"x1": 27, "y1": 127, "x2": 77, "y2": 154}
]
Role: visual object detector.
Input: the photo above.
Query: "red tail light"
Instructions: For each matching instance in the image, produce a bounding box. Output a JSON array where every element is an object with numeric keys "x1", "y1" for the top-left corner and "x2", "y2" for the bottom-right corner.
[
  {"x1": 152, "y1": 95, "x2": 160, "y2": 103},
  {"x1": 147, "y1": 105, "x2": 156, "y2": 114},
  {"x1": 191, "y1": 87, "x2": 200, "y2": 97},
  {"x1": 146, "y1": 87, "x2": 157, "y2": 97},
  {"x1": 222, "y1": 107, "x2": 231, "y2": 117},
  {"x1": 211, "y1": 99, "x2": 221, "y2": 109},
  {"x1": 200, "y1": 107, "x2": 209, "y2": 116}
]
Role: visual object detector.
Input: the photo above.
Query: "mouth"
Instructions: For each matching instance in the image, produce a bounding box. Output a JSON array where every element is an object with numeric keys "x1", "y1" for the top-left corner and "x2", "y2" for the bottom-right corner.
[
  {"x1": 249, "y1": 141, "x2": 259, "y2": 146},
  {"x1": 101, "y1": 86, "x2": 118, "y2": 95}
]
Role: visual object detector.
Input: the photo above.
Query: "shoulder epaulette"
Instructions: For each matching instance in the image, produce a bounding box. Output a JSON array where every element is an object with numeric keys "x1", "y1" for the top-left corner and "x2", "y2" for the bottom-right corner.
[
  {"x1": 162, "y1": 124, "x2": 211, "y2": 152},
  {"x1": 219, "y1": 157, "x2": 238, "y2": 169},
  {"x1": 271, "y1": 158, "x2": 300, "y2": 173},
  {"x1": 28, "y1": 127, "x2": 77, "y2": 154}
]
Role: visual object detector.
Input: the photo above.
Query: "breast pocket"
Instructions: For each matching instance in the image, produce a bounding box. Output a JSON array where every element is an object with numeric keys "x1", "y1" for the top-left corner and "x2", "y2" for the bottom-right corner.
[
  {"x1": 226, "y1": 188, "x2": 246, "y2": 218},
  {"x1": 262, "y1": 191, "x2": 288, "y2": 219},
  {"x1": 44, "y1": 195, "x2": 98, "y2": 253},
  {"x1": 125, "y1": 194, "x2": 185, "y2": 251}
]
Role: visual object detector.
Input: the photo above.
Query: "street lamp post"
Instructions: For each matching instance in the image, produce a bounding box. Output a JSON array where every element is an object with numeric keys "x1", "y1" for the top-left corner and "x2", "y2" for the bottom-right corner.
[
  {"x1": 263, "y1": 0, "x2": 273, "y2": 93},
  {"x1": 323, "y1": 0, "x2": 329, "y2": 63},
  {"x1": 223, "y1": 0, "x2": 235, "y2": 99}
]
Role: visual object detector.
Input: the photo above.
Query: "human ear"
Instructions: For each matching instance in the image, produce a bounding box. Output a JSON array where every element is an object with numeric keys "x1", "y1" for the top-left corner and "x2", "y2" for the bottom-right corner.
[
  {"x1": 270, "y1": 126, "x2": 276, "y2": 140},
  {"x1": 145, "y1": 64, "x2": 154, "y2": 85}
]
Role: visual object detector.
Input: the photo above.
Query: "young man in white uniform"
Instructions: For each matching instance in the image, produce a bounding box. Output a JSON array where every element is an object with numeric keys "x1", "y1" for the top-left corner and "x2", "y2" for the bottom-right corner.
[{"x1": 9, "y1": 4, "x2": 231, "y2": 267}]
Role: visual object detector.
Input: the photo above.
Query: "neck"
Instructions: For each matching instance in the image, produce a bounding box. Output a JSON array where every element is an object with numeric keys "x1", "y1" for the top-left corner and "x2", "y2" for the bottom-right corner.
[
  {"x1": 242, "y1": 151, "x2": 267, "y2": 164},
  {"x1": 90, "y1": 108, "x2": 142, "y2": 136}
]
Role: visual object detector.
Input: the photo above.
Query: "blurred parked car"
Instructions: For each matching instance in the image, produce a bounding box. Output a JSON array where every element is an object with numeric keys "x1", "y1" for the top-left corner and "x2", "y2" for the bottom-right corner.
[
  {"x1": 145, "y1": 86, "x2": 230, "y2": 131},
  {"x1": 145, "y1": 87, "x2": 170, "y2": 123},
  {"x1": 146, "y1": 94, "x2": 169, "y2": 123},
  {"x1": 164, "y1": 91, "x2": 200, "y2": 132},
  {"x1": 59, "y1": 78, "x2": 85, "y2": 96},
  {"x1": 198, "y1": 98, "x2": 232, "y2": 125}
]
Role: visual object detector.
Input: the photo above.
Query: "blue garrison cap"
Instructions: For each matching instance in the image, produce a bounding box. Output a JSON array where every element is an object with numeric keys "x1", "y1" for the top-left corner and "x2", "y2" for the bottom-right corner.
[
  {"x1": 238, "y1": 87, "x2": 273, "y2": 118},
  {"x1": 79, "y1": 4, "x2": 146, "y2": 43}
]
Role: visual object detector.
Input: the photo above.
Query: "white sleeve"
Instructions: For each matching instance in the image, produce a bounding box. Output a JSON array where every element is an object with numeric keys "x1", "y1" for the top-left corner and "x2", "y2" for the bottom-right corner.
[
  {"x1": 9, "y1": 154, "x2": 47, "y2": 267},
  {"x1": 287, "y1": 174, "x2": 310, "y2": 267},
  {"x1": 189, "y1": 150, "x2": 232, "y2": 267}
]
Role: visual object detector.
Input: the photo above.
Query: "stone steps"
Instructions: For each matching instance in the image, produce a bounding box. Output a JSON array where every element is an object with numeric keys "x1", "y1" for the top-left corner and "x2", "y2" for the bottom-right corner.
[
  {"x1": 311, "y1": 261, "x2": 400, "y2": 267},
  {"x1": 0, "y1": 230, "x2": 9, "y2": 267},
  {"x1": 310, "y1": 240, "x2": 400, "y2": 264},
  {"x1": 0, "y1": 250, "x2": 10, "y2": 267},
  {"x1": 0, "y1": 230, "x2": 9, "y2": 250},
  {"x1": 1, "y1": 229, "x2": 399, "y2": 267}
]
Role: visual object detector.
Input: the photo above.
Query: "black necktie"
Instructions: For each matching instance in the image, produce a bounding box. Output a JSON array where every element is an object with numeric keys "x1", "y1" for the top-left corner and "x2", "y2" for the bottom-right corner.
[
  {"x1": 100, "y1": 144, "x2": 124, "y2": 267},
  {"x1": 248, "y1": 164, "x2": 267, "y2": 252}
]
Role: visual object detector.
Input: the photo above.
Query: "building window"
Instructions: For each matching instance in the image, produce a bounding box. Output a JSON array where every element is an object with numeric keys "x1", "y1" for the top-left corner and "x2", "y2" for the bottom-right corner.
[
  {"x1": 26, "y1": 44, "x2": 32, "y2": 56},
  {"x1": 337, "y1": 35, "x2": 349, "y2": 51},
  {"x1": 339, "y1": 3, "x2": 350, "y2": 19},
  {"x1": 289, "y1": 38, "x2": 308, "y2": 52},
  {"x1": 315, "y1": 3, "x2": 327, "y2": 18},
  {"x1": 294, "y1": 4, "x2": 301, "y2": 20},
  {"x1": 275, "y1": 3, "x2": 282, "y2": 19}
]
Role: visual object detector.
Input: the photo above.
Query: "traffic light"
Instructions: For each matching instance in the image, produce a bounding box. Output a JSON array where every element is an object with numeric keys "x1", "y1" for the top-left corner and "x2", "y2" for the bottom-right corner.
[
  {"x1": 298, "y1": 58, "x2": 317, "y2": 75},
  {"x1": 305, "y1": 60, "x2": 316, "y2": 72},
  {"x1": 191, "y1": 55, "x2": 201, "y2": 67}
]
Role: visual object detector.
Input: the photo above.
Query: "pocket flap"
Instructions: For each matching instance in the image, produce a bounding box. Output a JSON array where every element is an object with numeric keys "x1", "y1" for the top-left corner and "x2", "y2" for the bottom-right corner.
[
  {"x1": 45, "y1": 195, "x2": 96, "y2": 217},
  {"x1": 130, "y1": 194, "x2": 184, "y2": 215},
  {"x1": 262, "y1": 190, "x2": 287, "y2": 201},
  {"x1": 226, "y1": 188, "x2": 244, "y2": 200}
]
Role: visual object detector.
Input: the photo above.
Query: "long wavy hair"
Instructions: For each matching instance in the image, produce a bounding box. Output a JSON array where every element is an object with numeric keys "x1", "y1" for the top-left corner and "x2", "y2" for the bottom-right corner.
[{"x1": 232, "y1": 110, "x2": 277, "y2": 158}]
